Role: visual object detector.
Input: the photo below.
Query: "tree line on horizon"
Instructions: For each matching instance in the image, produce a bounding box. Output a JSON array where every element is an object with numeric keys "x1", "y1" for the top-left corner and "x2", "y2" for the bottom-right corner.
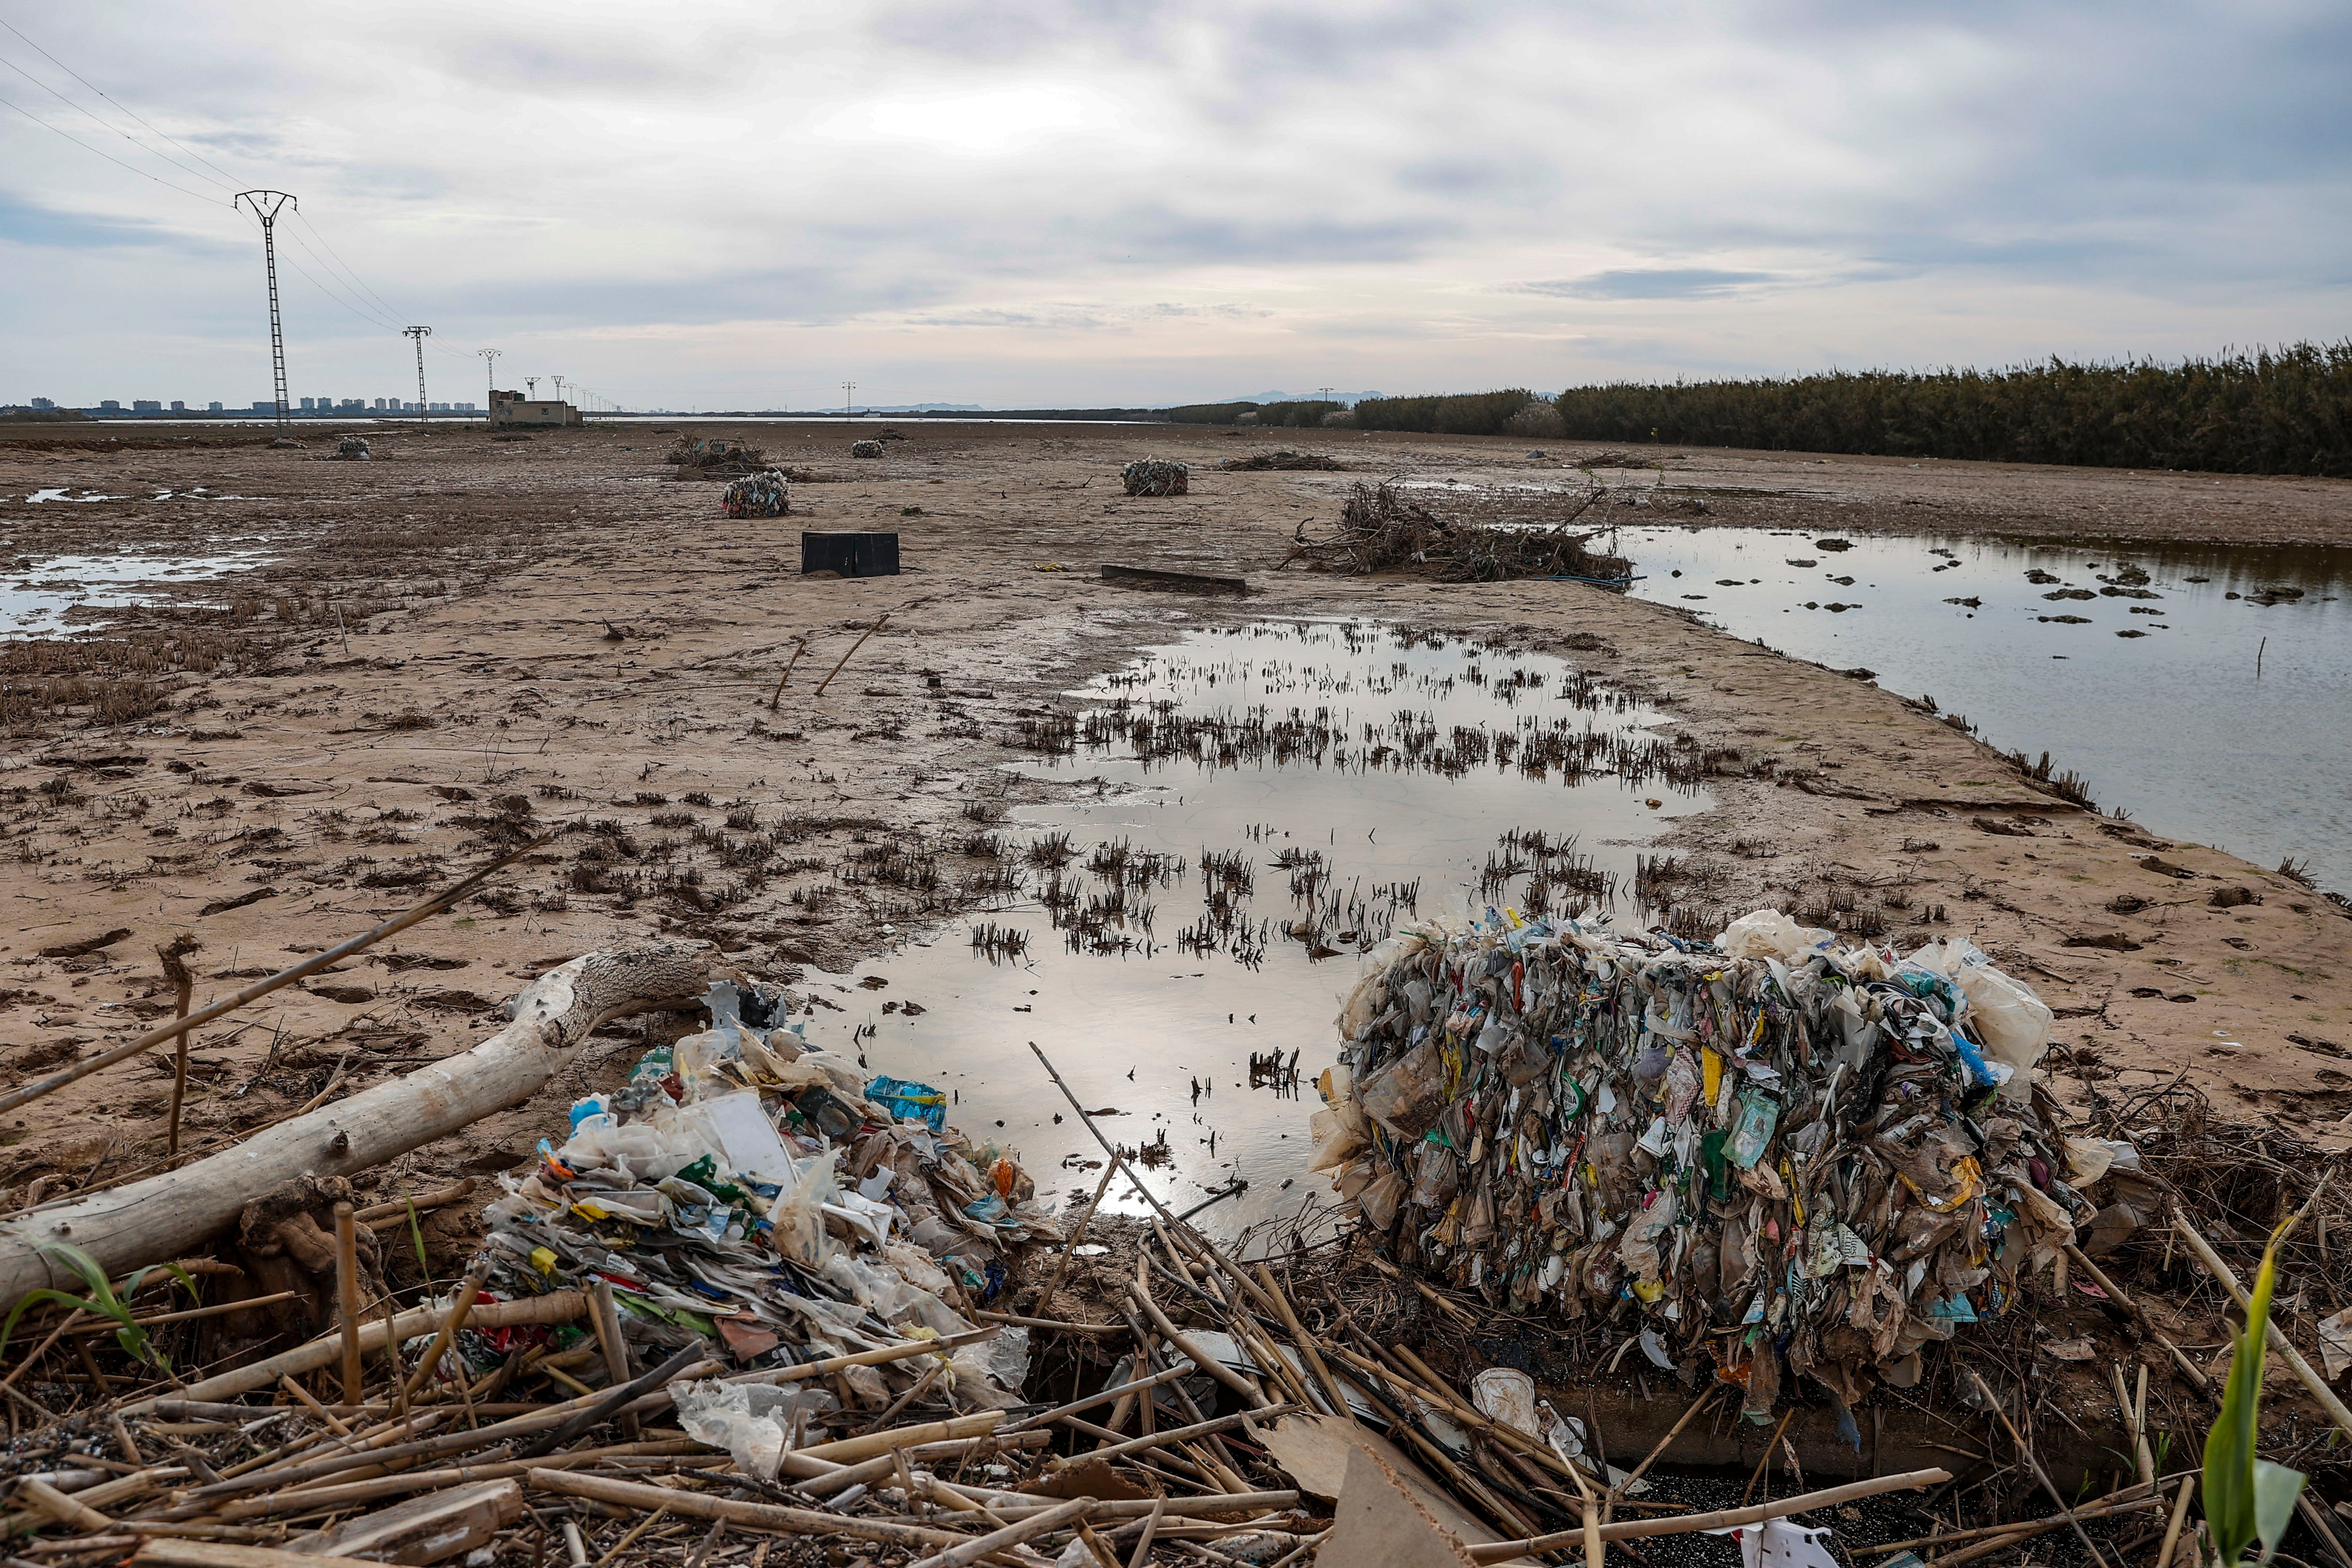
[{"x1": 1168, "y1": 341, "x2": 2352, "y2": 476}]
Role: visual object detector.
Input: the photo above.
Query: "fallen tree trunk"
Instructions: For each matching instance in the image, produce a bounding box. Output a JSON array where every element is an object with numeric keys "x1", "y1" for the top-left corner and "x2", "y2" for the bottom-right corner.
[{"x1": 0, "y1": 940, "x2": 712, "y2": 1316}]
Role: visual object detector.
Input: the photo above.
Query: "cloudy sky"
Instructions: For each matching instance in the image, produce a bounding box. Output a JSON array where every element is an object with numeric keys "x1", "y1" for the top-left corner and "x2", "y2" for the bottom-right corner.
[{"x1": 2, "y1": 0, "x2": 2345, "y2": 411}]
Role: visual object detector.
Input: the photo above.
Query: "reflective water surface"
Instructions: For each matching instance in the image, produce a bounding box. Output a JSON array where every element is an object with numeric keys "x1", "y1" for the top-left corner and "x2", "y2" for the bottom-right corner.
[
  {"x1": 797, "y1": 619, "x2": 1708, "y2": 1234},
  {"x1": 1, "y1": 548, "x2": 273, "y2": 635},
  {"x1": 1618, "y1": 524, "x2": 2352, "y2": 890}
]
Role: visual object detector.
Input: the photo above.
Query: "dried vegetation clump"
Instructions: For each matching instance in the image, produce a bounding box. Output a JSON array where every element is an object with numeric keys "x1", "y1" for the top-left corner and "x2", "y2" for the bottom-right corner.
[
  {"x1": 1282, "y1": 480, "x2": 1633, "y2": 583},
  {"x1": 1220, "y1": 449, "x2": 1347, "y2": 472}
]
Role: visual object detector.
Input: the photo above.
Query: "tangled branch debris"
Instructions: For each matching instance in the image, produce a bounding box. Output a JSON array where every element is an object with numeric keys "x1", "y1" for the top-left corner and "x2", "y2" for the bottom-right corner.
[
  {"x1": 666, "y1": 438, "x2": 768, "y2": 476},
  {"x1": 1282, "y1": 480, "x2": 1630, "y2": 583},
  {"x1": 1220, "y1": 450, "x2": 1346, "y2": 472}
]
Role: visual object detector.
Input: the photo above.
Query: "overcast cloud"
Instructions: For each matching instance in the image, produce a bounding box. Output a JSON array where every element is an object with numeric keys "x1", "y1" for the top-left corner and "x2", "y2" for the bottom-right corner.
[{"x1": 2, "y1": 0, "x2": 2345, "y2": 410}]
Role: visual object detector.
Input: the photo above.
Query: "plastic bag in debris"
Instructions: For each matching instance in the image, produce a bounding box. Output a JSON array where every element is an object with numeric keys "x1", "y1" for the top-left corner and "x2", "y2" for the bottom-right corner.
[
  {"x1": 767, "y1": 1149, "x2": 839, "y2": 1269},
  {"x1": 1307, "y1": 1102, "x2": 1369, "y2": 1172},
  {"x1": 1470, "y1": 1369, "x2": 1540, "y2": 1438},
  {"x1": 850, "y1": 439, "x2": 886, "y2": 458},
  {"x1": 949, "y1": 1326, "x2": 1029, "y2": 1407},
  {"x1": 670, "y1": 1379, "x2": 837, "y2": 1480},
  {"x1": 1933, "y1": 938, "x2": 2051, "y2": 1098},
  {"x1": 867, "y1": 1075, "x2": 948, "y2": 1131},
  {"x1": 1322, "y1": 905, "x2": 2078, "y2": 1401},
  {"x1": 1716, "y1": 909, "x2": 1830, "y2": 963},
  {"x1": 1708, "y1": 1520, "x2": 1840, "y2": 1568}
]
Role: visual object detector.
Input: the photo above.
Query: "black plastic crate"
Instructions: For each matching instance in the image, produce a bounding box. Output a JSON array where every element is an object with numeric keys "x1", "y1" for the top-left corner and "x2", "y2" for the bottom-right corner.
[{"x1": 800, "y1": 532, "x2": 900, "y2": 578}]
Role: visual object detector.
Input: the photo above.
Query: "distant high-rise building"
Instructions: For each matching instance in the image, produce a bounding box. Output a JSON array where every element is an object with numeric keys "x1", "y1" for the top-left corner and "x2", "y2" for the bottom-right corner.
[
  {"x1": 30, "y1": 397, "x2": 54, "y2": 410},
  {"x1": 100, "y1": 399, "x2": 121, "y2": 411},
  {"x1": 208, "y1": 401, "x2": 223, "y2": 413},
  {"x1": 299, "y1": 397, "x2": 315, "y2": 411},
  {"x1": 373, "y1": 398, "x2": 388, "y2": 410},
  {"x1": 132, "y1": 399, "x2": 162, "y2": 412},
  {"x1": 252, "y1": 400, "x2": 274, "y2": 413},
  {"x1": 170, "y1": 400, "x2": 187, "y2": 412},
  {"x1": 338, "y1": 398, "x2": 362, "y2": 411},
  {"x1": 454, "y1": 401, "x2": 477, "y2": 412}
]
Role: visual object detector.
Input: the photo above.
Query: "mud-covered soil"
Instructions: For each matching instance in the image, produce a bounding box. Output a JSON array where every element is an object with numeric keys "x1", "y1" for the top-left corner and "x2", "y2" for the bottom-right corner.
[{"x1": 1, "y1": 419, "x2": 2345, "y2": 1230}]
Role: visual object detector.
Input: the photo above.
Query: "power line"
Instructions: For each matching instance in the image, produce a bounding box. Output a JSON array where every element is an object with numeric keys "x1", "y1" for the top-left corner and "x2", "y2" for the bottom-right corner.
[
  {"x1": 292, "y1": 209, "x2": 415, "y2": 330},
  {"x1": 0, "y1": 87, "x2": 226, "y2": 205},
  {"x1": 0, "y1": 16, "x2": 247, "y2": 189},
  {"x1": 0, "y1": 48, "x2": 239, "y2": 194}
]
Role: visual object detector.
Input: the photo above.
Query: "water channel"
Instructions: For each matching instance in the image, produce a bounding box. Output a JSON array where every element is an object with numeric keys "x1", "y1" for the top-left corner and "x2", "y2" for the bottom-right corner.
[{"x1": 1614, "y1": 523, "x2": 2352, "y2": 892}]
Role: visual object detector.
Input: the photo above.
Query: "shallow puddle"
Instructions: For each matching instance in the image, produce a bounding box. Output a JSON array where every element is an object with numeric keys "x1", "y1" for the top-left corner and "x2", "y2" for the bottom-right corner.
[
  {"x1": 1618, "y1": 524, "x2": 2352, "y2": 891},
  {"x1": 795, "y1": 618, "x2": 1707, "y2": 1235},
  {"x1": 1, "y1": 548, "x2": 272, "y2": 635}
]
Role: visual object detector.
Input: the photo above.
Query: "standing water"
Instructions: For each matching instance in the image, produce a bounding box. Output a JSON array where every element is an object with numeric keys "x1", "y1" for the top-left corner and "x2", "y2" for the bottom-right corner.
[
  {"x1": 795, "y1": 619, "x2": 1710, "y2": 1234},
  {"x1": 1618, "y1": 525, "x2": 2352, "y2": 891}
]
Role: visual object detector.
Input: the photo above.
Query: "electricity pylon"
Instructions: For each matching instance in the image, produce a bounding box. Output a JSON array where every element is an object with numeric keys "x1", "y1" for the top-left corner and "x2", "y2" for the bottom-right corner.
[
  {"x1": 404, "y1": 326, "x2": 431, "y2": 420},
  {"x1": 235, "y1": 191, "x2": 297, "y2": 430},
  {"x1": 477, "y1": 348, "x2": 500, "y2": 417}
]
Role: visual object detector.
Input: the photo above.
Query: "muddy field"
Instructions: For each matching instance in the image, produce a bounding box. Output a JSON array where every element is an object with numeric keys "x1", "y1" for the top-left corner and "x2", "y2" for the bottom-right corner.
[{"x1": 2, "y1": 418, "x2": 2348, "y2": 1235}]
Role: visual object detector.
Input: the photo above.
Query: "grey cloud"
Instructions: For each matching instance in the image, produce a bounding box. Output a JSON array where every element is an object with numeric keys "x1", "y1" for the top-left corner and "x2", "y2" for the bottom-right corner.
[
  {"x1": 1521, "y1": 270, "x2": 1777, "y2": 300},
  {"x1": 0, "y1": 195, "x2": 190, "y2": 249}
]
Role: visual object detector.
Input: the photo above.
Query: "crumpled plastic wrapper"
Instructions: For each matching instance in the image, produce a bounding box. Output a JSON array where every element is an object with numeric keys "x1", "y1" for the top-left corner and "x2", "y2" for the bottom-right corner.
[{"x1": 1315, "y1": 908, "x2": 2087, "y2": 1408}]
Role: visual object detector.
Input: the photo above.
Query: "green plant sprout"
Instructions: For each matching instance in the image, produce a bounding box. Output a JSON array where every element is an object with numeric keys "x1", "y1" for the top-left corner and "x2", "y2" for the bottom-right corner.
[{"x1": 0, "y1": 1242, "x2": 194, "y2": 1373}]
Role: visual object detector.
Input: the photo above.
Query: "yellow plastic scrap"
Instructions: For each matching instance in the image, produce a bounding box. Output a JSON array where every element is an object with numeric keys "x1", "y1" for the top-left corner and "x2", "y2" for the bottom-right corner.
[
  {"x1": 529, "y1": 1246, "x2": 558, "y2": 1276},
  {"x1": 1700, "y1": 1046, "x2": 1723, "y2": 1105},
  {"x1": 1897, "y1": 1154, "x2": 1983, "y2": 1214}
]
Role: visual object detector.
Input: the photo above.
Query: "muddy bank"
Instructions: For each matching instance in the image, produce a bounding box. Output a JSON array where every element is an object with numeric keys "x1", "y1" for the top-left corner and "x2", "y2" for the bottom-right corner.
[{"x1": 0, "y1": 419, "x2": 2345, "y2": 1218}]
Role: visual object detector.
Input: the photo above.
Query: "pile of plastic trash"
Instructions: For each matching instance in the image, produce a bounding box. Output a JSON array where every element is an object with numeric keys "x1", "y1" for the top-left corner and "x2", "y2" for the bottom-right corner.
[
  {"x1": 850, "y1": 439, "x2": 886, "y2": 459},
  {"x1": 1121, "y1": 459, "x2": 1189, "y2": 497},
  {"x1": 720, "y1": 469, "x2": 790, "y2": 518},
  {"x1": 461, "y1": 981, "x2": 1057, "y2": 1407},
  {"x1": 333, "y1": 436, "x2": 372, "y2": 460},
  {"x1": 1313, "y1": 907, "x2": 2103, "y2": 1409}
]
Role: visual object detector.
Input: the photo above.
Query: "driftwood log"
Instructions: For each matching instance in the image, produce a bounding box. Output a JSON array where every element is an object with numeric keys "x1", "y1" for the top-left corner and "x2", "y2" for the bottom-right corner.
[{"x1": 0, "y1": 940, "x2": 712, "y2": 1315}]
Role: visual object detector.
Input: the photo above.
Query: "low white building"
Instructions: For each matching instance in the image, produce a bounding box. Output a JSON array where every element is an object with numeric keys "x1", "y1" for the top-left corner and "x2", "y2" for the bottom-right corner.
[{"x1": 489, "y1": 390, "x2": 583, "y2": 427}]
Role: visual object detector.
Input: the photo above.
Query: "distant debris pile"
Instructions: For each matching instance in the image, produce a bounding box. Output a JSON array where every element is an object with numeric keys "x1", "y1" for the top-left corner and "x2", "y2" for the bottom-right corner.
[
  {"x1": 720, "y1": 469, "x2": 790, "y2": 518},
  {"x1": 1284, "y1": 480, "x2": 1633, "y2": 584},
  {"x1": 1220, "y1": 449, "x2": 1345, "y2": 472},
  {"x1": 332, "y1": 436, "x2": 372, "y2": 461},
  {"x1": 1121, "y1": 459, "x2": 1189, "y2": 496},
  {"x1": 667, "y1": 436, "x2": 766, "y2": 476},
  {"x1": 850, "y1": 439, "x2": 886, "y2": 459}
]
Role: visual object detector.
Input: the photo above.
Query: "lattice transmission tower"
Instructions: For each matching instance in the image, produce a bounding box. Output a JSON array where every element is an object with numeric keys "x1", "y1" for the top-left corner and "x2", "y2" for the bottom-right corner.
[
  {"x1": 235, "y1": 191, "x2": 297, "y2": 430},
  {"x1": 404, "y1": 326, "x2": 431, "y2": 420}
]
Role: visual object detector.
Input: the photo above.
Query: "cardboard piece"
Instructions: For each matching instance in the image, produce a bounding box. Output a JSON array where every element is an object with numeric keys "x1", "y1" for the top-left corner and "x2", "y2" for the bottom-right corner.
[
  {"x1": 1320, "y1": 1444, "x2": 1483, "y2": 1568},
  {"x1": 295, "y1": 1478, "x2": 523, "y2": 1563},
  {"x1": 1263, "y1": 1416, "x2": 1536, "y2": 1564}
]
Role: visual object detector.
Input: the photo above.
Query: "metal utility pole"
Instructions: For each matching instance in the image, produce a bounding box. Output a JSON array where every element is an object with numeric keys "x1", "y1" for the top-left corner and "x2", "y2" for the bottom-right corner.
[
  {"x1": 403, "y1": 326, "x2": 431, "y2": 420},
  {"x1": 842, "y1": 380, "x2": 856, "y2": 419},
  {"x1": 477, "y1": 348, "x2": 500, "y2": 416},
  {"x1": 551, "y1": 375, "x2": 565, "y2": 405},
  {"x1": 525, "y1": 377, "x2": 538, "y2": 398},
  {"x1": 235, "y1": 191, "x2": 297, "y2": 430}
]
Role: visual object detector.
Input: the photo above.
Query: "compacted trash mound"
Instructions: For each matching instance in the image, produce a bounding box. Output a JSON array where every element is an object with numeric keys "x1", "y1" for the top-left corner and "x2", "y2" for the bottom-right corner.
[
  {"x1": 1312, "y1": 907, "x2": 2098, "y2": 1413},
  {"x1": 720, "y1": 468, "x2": 790, "y2": 518},
  {"x1": 1122, "y1": 458, "x2": 1190, "y2": 496}
]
